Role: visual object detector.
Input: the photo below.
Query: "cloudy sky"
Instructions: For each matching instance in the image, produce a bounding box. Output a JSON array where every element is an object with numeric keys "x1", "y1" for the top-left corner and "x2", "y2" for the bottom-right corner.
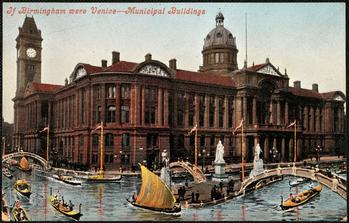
[{"x1": 2, "y1": 2, "x2": 346, "y2": 123}]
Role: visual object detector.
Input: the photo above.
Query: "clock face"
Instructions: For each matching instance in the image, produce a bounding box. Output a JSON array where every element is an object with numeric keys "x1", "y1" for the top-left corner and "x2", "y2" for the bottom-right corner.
[{"x1": 26, "y1": 48, "x2": 37, "y2": 58}]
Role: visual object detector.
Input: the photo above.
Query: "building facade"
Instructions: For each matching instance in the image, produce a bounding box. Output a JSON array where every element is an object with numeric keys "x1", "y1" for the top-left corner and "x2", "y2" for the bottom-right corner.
[{"x1": 13, "y1": 15, "x2": 346, "y2": 170}]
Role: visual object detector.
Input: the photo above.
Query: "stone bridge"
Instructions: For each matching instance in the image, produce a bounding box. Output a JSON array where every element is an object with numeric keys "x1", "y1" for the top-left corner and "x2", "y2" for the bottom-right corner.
[
  {"x1": 2, "y1": 152, "x2": 49, "y2": 169},
  {"x1": 170, "y1": 161, "x2": 206, "y2": 183},
  {"x1": 239, "y1": 164, "x2": 347, "y2": 200}
]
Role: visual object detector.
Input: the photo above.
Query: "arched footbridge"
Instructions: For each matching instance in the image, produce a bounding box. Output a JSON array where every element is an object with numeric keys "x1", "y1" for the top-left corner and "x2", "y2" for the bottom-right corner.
[
  {"x1": 2, "y1": 152, "x2": 49, "y2": 169},
  {"x1": 240, "y1": 164, "x2": 347, "y2": 200},
  {"x1": 170, "y1": 161, "x2": 206, "y2": 183}
]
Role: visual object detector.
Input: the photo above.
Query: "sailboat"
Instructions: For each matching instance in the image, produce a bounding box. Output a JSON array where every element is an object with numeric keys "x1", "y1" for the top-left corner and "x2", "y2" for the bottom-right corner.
[
  {"x1": 18, "y1": 157, "x2": 32, "y2": 172},
  {"x1": 87, "y1": 122, "x2": 122, "y2": 183},
  {"x1": 127, "y1": 164, "x2": 181, "y2": 216}
]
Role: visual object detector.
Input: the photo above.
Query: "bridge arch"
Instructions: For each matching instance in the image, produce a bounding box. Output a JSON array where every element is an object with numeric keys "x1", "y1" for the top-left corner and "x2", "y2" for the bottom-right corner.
[
  {"x1": 169, "y1": 161, "x2": 206, "y2": 183},
  {"x1": 240, "y1": 165, "x2": 347, "y2": 200},
  {"x1": 2, "y1": 152, "x2": 49, "y2": 169}
]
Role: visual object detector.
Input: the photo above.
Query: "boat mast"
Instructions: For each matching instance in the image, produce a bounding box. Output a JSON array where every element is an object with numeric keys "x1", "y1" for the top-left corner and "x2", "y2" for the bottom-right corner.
[
  {"x1": 194, "y1": 124, "x2": 198, "y2": 177},
  {"x1": 241, "y1": 120, "x2": 244, "y2": 182},
  {"x1": 294, "y1": 122, "x2": 297, "y2": 162},
  {"x1": 46, "y1": 126, "x2": 50, "y2": 161}
]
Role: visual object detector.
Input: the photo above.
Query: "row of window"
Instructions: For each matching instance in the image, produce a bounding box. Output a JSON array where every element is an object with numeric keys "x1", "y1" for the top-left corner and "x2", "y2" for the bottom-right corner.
[
  {"x1": 179, "y1": 134, "x2": 233, "y2": 147},
  {"x1": 93, "y1": 84, "x2": 131, "y2": 100},
  {"x1": 92, "y1": 133, "x2": 130, "y2": 147}
]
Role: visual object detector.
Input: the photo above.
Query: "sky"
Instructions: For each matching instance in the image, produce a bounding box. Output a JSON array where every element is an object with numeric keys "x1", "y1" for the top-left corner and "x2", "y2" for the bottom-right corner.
[{"x1": 2, "y1": 2, "x2": 346, "y2": 123}]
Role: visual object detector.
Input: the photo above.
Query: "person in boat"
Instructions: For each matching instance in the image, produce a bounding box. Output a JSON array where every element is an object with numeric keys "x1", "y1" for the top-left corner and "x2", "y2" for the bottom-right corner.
[
  {"x1": 289, "y1": 193, "x2": 294, "y2": 201},
  {"x1": 68, "y1": 200, "x2": 74, "y2": 211},
  {"x1": 132, "y1": 192, "x2": 137, "y2": 202}
]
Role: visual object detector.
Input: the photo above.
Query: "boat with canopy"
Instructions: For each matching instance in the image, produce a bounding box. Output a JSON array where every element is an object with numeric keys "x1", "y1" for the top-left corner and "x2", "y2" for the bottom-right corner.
[
  {"x1": 127, "y1": 164, "x2": 181, "y2": 216},
  {"x1": 48, "y1": 189, "x2": 83, "y2": 221},
  {"x1": 87, "y1": 122, "x2": 122, "y2": 183},
  {"x1": 18, "y1": 157, "x2": 32, "y2": 172}
]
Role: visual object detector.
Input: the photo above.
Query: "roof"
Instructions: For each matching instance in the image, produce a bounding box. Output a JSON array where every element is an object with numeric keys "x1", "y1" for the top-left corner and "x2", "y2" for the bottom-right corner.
[
  {"x1": 31, "y1": 82, "x2": 63, "y2": 93},
  {"x1": 321, "y1": 91, "x2": 338, "y2": 99},
  {"x1": 245, "y1": 63, "x2": 267, "y2": 72},
  {"x1": 176, "y1": 69, "x2": 235, "y2": 87},
  {"x1": 105, "y1": 61, "x2": 138, "y2": 72},
  {"x1": 81, "y1": 63, "x2": 102, "y2": 74},
  {"x1": 288, "y1": 87, "x2": 323, "y2": 99}
]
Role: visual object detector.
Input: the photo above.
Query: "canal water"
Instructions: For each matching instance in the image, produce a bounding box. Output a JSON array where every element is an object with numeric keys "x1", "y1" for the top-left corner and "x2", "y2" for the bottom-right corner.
[{"x1": 2, "y1": 169, "x2": 346, "y2": 221}]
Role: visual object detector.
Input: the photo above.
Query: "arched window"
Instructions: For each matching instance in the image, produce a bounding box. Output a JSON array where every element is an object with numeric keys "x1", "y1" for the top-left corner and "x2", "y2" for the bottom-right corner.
[
  {"x1": 107, "y1": 106, "x2": 116, "y2": 123},
  {"x1": 216, "y1": 32, "x2": 222, "y2": 38}
]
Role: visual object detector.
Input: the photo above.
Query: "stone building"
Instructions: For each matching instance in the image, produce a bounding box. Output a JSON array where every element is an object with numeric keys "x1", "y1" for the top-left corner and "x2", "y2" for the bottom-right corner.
[{"x1": 13, "y1": 15, "x2": 345, "y2": 170}]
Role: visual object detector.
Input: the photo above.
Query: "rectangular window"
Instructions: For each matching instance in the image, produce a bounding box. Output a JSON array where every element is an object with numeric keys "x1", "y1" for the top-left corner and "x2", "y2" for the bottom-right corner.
[
  {"x1": 145, "y1": 87, "x2": 156, "y2": 124},
  {"x1": 106, "y1": 84, "x2": 116, "y2": 99},
  {"x1": 122, "y1": 133, "x2": 130, "y2": 148},
  {"x1": 209, "y1": 96, "x2": 215, "y2": 127},
  {"x1": 146, "y1": 134, "x2": 158, "y2": 148},
  {"x1": 200, "y1": 134, "x2": 205, "y2": 147},
  {"x1": 210, "y1": 135, "x2": 215, "y2": 146},
  {"x1": 121, "y1": 106, "x2": 129, "y2": 123},
  {"x1": 228, "y1": 97, "x2": 233, "y2": 127},
  {"x1": 121, "y1": 85, "x2": 130, "y2": 99},
  {"x1": 178, "y1": 134, "x2": 184, "y2": 148},
  {"x1": 107, "y1": 106, "x2": 116, "y2": 123},
  {"x1": 177, "y1": 92, "x2": 184, "y2": 127},
  {"x1": 92, "y1": 134, "x2": 99, "y2": 146},
  {"x1": 80, "y1": 89, "x2": 85, "y2": 124},
  {"x1": 190, "y1": 134, "x2": 195, "y2": 146},
  {"x1": 105, "y1": 133, "x2": 113, "y2": 146}
]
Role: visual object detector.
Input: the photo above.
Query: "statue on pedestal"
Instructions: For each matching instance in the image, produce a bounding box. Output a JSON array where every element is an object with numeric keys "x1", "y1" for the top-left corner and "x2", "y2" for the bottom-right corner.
[
  {"x1": 249, "y1": 143, "x2": 264, "y2": 177},
  {"x1": 214, "y1": 140, "x2": 225, "y2": 163}
]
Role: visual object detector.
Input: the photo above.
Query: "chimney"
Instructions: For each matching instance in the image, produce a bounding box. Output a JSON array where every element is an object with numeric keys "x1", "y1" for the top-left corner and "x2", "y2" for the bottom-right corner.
[
  {"x1": 312, "y1": 83, "x2": 318, "y2": 92},
  {"x1": 112, "y1": 51, "x2": 120, "y2": 64},
  {"x1": 293, "y1": 81, "x2": 301, "y2": 88},
  {"x1": 101, "y1": 59, "x2": 107, "y2": 68},
  {"x1": 169, "y1": 58, "x2": 177, "y2": 70},
  {"x1": 145, "y1": 53, "x2": 152, "y2": 61}
]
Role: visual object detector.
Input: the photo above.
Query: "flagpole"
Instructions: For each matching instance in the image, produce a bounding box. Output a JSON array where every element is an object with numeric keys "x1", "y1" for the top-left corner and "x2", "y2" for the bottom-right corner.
[
  {"x1": 294, "y1": 122, "x2": 296, "y2": 162},
  {"x1": 46, "y1": 127, "x2": 49, "y2": 161},
  {"x1": 241, "y1": 122, "x2": 244, "y2": 182},
  {"x1": 194, "y1": 125, "x2": 198, "y2": 177},
  {"x1": 99, "y1": 123, "x2": 104, "y2": 176}
]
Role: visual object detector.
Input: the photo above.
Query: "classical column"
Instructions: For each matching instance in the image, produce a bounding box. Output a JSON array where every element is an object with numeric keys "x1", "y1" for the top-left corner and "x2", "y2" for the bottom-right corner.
[
  {"x1": 264, "y1": 136, "x2": 269, "y2": 161},
  {"x1": 235, "y1": 97, "x2": 242, "y2": 124},
  {"x1": 315, "y1": 107, "x2": 320, "y2": 132},
  {"x1": 243, "y1": 97, "x2": 247, "y2": 124},
  {"x1": 252, "y1": 96, "x2": 257, "y2": 124},
  {"x1": 204, "y1": 95, "x2": 209, "y2": 128},
  {"x1": 141, "y1": 86, "x2": 145, "y2": 126},
  {"x1": 281, "y1": 137, "x2": 285, "y2": 162},
  {"x1": 157, "y1": 88, "x2": 163, "y2": 127},
  {"x1": 309, "y1": 106, "x2": 314, "y2": 132},
  {"x1": 285, "y1": 101, "x2": 289, "y2": 126},
  {"x1": 173, "y1": 92, "x2": 178, "y2": 127},
  {"x1": 277, "y1": 100, "x2": 281, "y2": 125},
  {"x1": 194, "y1": 94, "x2": 199, "y2": 125},
  {"x1": 223, "y1": 96, "x2": 228, "y2": 128},
  {"x1": 303, "y1": 106, "x2": 308, "y2": 132},
  {"x1": 163, "y1": 89, "x2": 168, "y2": 127},
  {"x1": 289, "y1": 139, "x2": 293, "y2": 162},
  {"x1": 214, "y1": 95, "x2": 219, "y2": 128}
]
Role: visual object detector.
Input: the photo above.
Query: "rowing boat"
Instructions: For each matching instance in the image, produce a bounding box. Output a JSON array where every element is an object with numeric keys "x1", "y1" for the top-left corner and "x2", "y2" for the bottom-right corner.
[
  {"x1": 86, "y1": 174, "x2": 122, "y2": 183},
  {"x1": 127, "y1": 164, "x2": 181, "y2": 216},
  {"x1": 57, "y1": 175, "x2": 82, "y2": 186},
  {"x1": 14, "y1": 180, "x2": 31, "y2": 199},
  {"x1": 49, "y1": 194, "x2": 82, "y2": 221},
  {"x1": 280, "y1": 185, "x2": 322, "y2": 210}
]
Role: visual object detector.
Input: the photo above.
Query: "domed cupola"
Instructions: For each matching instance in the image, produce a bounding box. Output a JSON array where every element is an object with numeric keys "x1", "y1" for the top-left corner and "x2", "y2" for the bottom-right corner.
[{"x1": 199, "y1": 12, "x2": 239, "y2": 74}]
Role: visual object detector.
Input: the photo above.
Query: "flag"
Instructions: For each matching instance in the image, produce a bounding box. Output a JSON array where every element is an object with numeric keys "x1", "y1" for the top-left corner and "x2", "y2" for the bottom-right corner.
[
  {"x1": 40, "y1": 126, "x2": 49, "y2": 132},
  {"x1": 233, "y1": 119, "x2": 244, "y2": 135},
  {"x1": 94, "y1": 122, "x2": 103, "y2": 131},
  {"x1": 187, "y1": 124, "x2": 197, "y2": 135},
  {"x1": 287, "y1": 120, "x2": 296, "y2": 128}
]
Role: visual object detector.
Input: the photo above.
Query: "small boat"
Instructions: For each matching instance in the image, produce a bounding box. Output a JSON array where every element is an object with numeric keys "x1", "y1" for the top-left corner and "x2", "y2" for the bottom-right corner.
[
  {"x1": 48, "y1": 189, "x2": 82, "y2": 221},
  {"x1": 11, "y1": 201, "x2": 30, "y2": 221},
  {"x1": 14, "y1": 179, "x2": 31, "y2": 199},
  {"x1": 280, "y1": 185, "x2": 322, "y2": 210},
  {"x1": 127, "y1": 164, "x2": 181, "y2": 216},
  {"x1": 2, "y1": 168, "x2": 13, "y2": 179},
  {"x1": 86, "y1": 173, "x2": 122, "y2": 183},
  {"x1": 17, "y1": 157, "x2": 32, "y2": 172},
  {"x1": 58, "y1": 175, "x2": 82, "y2": 186},
  {"x1": 289, "y1": 178, "x2": 308, "y2": 187},
  {"x1": 1, "y1": 194, "x2": 10, "y2": 222}
]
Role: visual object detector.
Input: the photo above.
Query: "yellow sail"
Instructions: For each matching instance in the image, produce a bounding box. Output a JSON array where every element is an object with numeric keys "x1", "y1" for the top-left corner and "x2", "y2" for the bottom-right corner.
[
  {"x1": 19, "y1": 157, "x2": 29, "y2": 170},
  {"x1": 136, "y1": 165, "x2": 176, "y2": 209}
]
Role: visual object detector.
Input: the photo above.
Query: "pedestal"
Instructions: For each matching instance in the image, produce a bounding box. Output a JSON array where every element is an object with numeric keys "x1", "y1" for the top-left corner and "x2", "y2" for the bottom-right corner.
[
  {"x1": 249, "y1": 159, "x2": 264, "y2": 177},
  {"x1": 212, "y1": 162, "x2": 229, "y2": 182}
]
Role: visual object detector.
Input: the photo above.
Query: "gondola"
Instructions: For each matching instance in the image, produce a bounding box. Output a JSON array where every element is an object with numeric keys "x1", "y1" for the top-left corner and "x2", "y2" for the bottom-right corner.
[
  {"x1": 11, "y1": 201, "x2": 30, "y2": 221},
  {"x1": 288, "y1": 178, "x2": 309, "y2": 187},
  {"x1": 86, "y1": 174, "x2": 122, "y2": 183},
  {"x1": 280, "y1": 185, "x2": 322, "y2": 210},
  {"x1": 127, "y1": 164, "x2": 181, "y2": 216},
  {"x1": 48, "y1": 190, "x2": 82, "y2": 221},
  {"x1": 56, "y1": 175, "x2": 82, "y2": 186},
  {"x1": 14, "y1": 179, "x2": 31, "y2": 199}
]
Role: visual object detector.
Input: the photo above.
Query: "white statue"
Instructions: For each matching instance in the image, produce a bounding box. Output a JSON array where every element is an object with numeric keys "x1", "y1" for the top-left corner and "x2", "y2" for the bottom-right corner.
[
  {"x1": 161, "y1": 149, "x2": 169, "y2": 168},
  {"x1": 254, "y1": 143, "x2": 262, "y2": 160},
  {"x1": 214, "y1": 140, "x2": 225, "y2": 163}
]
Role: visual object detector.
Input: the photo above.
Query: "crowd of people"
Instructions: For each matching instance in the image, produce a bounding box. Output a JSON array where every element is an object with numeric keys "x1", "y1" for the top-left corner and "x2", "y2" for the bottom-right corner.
[{"x1": 53, "y1": 191, "x2": 74, "y2": 212}]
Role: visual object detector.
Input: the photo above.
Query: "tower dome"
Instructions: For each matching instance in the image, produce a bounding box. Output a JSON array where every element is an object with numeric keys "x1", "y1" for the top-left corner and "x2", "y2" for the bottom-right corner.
[{"x1": 200, "y1": 12, "x2": 239, "y2": 74}]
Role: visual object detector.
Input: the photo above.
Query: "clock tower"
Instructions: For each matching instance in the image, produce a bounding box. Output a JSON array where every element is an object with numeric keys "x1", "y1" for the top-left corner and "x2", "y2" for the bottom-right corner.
[{"x1": 15, "y1": 16, "x2": 42, "y2": 97}]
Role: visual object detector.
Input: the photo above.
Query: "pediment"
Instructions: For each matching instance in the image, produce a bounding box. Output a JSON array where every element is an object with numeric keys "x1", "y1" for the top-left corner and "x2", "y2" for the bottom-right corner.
[
  {"x1": 133, "y1": 60, "x2": 175, "y2": 78},
  {"x1": 334, "y1": 95, "x2": 345, "y2": 101},
  {"x1": 256, "y1": 64, "x2": 283, "y2": 77}
]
